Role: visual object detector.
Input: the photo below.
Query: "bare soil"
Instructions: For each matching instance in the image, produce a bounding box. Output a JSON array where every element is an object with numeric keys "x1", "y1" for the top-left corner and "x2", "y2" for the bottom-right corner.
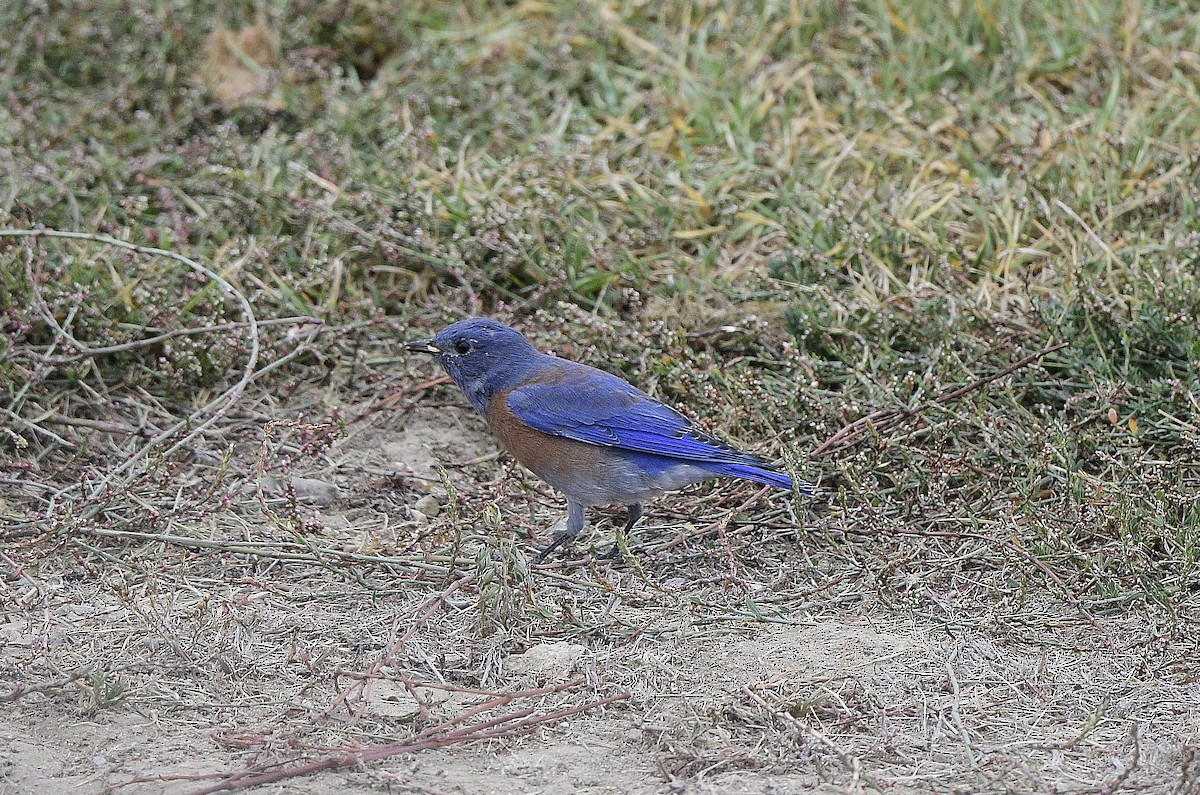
[{"x1": 3, "y1": 404, "x2": 1198, "y2": 795}]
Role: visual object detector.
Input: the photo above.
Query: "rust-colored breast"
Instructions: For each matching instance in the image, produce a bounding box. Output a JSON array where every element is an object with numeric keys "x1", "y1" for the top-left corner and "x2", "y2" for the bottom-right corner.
[{"x1": 486, "y1": 389, "x2": 602, "y2": 492}]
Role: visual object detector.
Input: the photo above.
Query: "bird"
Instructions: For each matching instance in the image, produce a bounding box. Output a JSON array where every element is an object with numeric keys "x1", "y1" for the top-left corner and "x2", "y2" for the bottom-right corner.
[{"x1": 402, "y1": 317, "x2": 812, "y2": 562}]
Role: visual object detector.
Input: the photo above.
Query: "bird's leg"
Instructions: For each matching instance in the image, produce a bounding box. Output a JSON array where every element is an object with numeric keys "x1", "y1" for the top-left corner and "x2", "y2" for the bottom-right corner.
[
  {"x1": 531, "y1": 500, "x2": 586, "y2": 564},
  {"x1": 622, "y1": 503, "x2": 644, "y2": 531},
  {"x1": 603, "y1": 503, "x2": 645, "y2": 560}
]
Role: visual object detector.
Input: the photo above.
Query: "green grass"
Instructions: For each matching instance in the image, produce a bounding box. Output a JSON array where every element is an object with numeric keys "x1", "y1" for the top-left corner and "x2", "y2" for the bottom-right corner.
[{"x1": 3, "y1": 0, "x2": 1199, "y2": 612}]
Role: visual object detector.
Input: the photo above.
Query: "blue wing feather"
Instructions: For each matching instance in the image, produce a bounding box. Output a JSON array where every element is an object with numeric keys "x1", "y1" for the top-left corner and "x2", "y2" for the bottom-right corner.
[{"x1": 506, "y1": 361, "x2": 809, "y2": 493}]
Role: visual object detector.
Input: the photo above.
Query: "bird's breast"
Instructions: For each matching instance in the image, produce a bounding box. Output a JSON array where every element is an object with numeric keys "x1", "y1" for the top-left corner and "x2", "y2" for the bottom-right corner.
[
  {"x1": 486, "y1": 391, "x2": 585, "y2": 481},
  {"x1": 484, "y1": 391, "x2": 710, "y2": 504},
  {"x1": 486, "y1": 390, "x2": 659, "y2": 504}
]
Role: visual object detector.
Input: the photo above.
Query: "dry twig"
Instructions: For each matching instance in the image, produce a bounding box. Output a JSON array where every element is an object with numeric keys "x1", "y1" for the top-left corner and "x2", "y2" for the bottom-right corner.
[
  {"x1": 168, "y1": 683, "x2": 628, "y2": 795},
  {"x1": 742, "y1": 684, "x2": 878, "y2": 794},
  {"x1": 1, "y1": 228, "x2": 263, "y2": 496},
  {"x1": 808, "y1": 342, "x2": 1069, "y2": 459}
]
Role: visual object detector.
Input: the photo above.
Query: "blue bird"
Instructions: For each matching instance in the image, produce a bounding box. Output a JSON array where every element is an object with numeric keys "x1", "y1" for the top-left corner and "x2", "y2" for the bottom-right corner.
[{"x1": 403, "y1": 318, "x2": 812, "y2": 561}]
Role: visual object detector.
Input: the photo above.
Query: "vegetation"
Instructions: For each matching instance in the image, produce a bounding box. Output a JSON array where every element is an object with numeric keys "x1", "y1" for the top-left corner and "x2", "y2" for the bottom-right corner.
[{"x1": 2, "y1": 1, "x2": 1198, "y2": 791}]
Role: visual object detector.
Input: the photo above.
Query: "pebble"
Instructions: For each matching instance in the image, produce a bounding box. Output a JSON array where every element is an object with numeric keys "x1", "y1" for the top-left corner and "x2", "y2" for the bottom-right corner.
[
  {"x1": 504, "y1": 641, "x2": 586, "y2": 680},
  {"x1": 413, "y1": 494, "x2": 441, "y2": 517},
  {"x1": 252, "y1": 476, "x2": 339, "y2": 506}
]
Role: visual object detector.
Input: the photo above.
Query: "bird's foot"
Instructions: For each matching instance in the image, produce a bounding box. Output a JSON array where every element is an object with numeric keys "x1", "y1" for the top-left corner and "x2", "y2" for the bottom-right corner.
[
  {"x1": 530, "y1": 516, "x2": 574, "y2": 564},
  {"x1": 600, "y1": 543, "x2": 620, "y2": 560},
  {"x1": 601, "y1": 525, "x2": 645, "y2": 561},
  {"x1": 530, "y1": 534, "x2": 572, "y2": 565}
]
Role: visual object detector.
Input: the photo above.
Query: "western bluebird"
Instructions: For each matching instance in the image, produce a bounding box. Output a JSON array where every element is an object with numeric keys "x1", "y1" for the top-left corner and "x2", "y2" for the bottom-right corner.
[{"x1": 403, "y1": 317, "x2": 812, "y2": 561}]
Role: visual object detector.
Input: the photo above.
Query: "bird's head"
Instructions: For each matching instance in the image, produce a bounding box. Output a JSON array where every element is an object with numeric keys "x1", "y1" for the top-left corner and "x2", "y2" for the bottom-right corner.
[{"x1": 403, "y1": 317, "x2": 540, "y2": 413}]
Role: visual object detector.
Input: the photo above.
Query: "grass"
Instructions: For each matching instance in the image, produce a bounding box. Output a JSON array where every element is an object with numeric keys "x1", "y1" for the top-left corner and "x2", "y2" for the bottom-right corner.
[{"x1": 2, "y1": 1, "x2": 1200, "y2": 792}]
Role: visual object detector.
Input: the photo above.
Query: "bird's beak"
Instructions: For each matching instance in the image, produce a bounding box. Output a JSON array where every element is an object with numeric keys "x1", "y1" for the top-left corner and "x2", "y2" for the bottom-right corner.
[{"x1": 402, "y1": 338, "x2": 441, "y2": 354}]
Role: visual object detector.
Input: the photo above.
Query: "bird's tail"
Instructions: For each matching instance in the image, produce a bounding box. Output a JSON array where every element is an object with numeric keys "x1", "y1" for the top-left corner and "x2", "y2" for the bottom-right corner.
[{"x1": 712, "y1": 462, "x2": 816, "y2": 495}]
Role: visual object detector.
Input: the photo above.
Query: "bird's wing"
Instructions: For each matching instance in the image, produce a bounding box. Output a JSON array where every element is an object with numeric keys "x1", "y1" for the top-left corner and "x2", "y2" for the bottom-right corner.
[{"x1": 505, "y1": 364, "x2": 768, "y2": 466}]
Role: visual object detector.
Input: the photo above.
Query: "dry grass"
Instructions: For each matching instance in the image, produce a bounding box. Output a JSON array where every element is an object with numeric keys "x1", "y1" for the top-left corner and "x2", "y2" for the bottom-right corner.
[{"x1": 2, "y1": 1, "x2": 1200, "y2": 793}]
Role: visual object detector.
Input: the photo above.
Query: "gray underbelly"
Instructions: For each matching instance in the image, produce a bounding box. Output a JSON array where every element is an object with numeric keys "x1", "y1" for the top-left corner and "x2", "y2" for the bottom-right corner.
[{"x1": 544, "y1": 454, "x2": 715, "y2": 507}]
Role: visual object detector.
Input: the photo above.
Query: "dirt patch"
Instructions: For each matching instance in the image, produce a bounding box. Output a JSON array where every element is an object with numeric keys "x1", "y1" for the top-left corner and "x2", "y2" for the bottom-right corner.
[
  {"x1": 337, "y1": 405, "x2": 499, "y2": 483},
  {"x1": 5, "y1": 589, "x2": 1195, "y2": 795},
  {"x1": 3, "y1": 401, "x2": 1198, "y2": 794}
]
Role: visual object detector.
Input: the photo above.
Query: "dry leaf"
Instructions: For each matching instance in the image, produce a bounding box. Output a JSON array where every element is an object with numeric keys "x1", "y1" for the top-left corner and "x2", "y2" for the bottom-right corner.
[{"x1": 200, "y1": 21, "x2": 282, "y2": 110}]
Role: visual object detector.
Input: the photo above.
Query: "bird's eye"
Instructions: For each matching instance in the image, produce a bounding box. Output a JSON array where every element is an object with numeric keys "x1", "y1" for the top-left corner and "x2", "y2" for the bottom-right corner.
[{"x1": 453, "y1": 339, "x2": 471, "y2": 355}]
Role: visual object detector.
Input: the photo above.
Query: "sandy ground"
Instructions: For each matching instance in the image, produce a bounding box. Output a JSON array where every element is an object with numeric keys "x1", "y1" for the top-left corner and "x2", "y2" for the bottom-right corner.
[{"x1": 4, "y1": 406, "x2": 1198, "y2": 795}]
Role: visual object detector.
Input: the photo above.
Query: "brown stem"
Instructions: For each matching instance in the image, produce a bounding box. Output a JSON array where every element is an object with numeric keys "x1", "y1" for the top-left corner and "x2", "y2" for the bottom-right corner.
[{"x1": 179, "y1": 691, "x2": 628, "y2": 795}]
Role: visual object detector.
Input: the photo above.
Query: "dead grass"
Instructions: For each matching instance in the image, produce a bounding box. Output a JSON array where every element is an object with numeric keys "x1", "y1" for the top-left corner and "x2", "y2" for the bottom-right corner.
[{"x1": 2, "y1": 1, "x2": 1200, "y2": 793}]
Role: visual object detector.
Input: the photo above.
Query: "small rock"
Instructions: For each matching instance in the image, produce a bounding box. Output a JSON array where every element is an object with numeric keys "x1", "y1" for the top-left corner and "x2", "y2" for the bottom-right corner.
[
  {"x1": 969, "y1": 638, "x2": 999, "y2": 660},
  {"x1": 286, "y1": 477, "x2": 340, "y2": 505},
  {"x1": 252, "y1": 476, "x2": 339, "y2": 506},
  {"x1": 367, "y1": 681, "x2": 450, "y2": 718},
  {"x1": 504, "y1": 642, "x2": 586, "y2": 681},
  {"x1": 413, "y1": 494, "x2": 441, "y2": 518}
]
